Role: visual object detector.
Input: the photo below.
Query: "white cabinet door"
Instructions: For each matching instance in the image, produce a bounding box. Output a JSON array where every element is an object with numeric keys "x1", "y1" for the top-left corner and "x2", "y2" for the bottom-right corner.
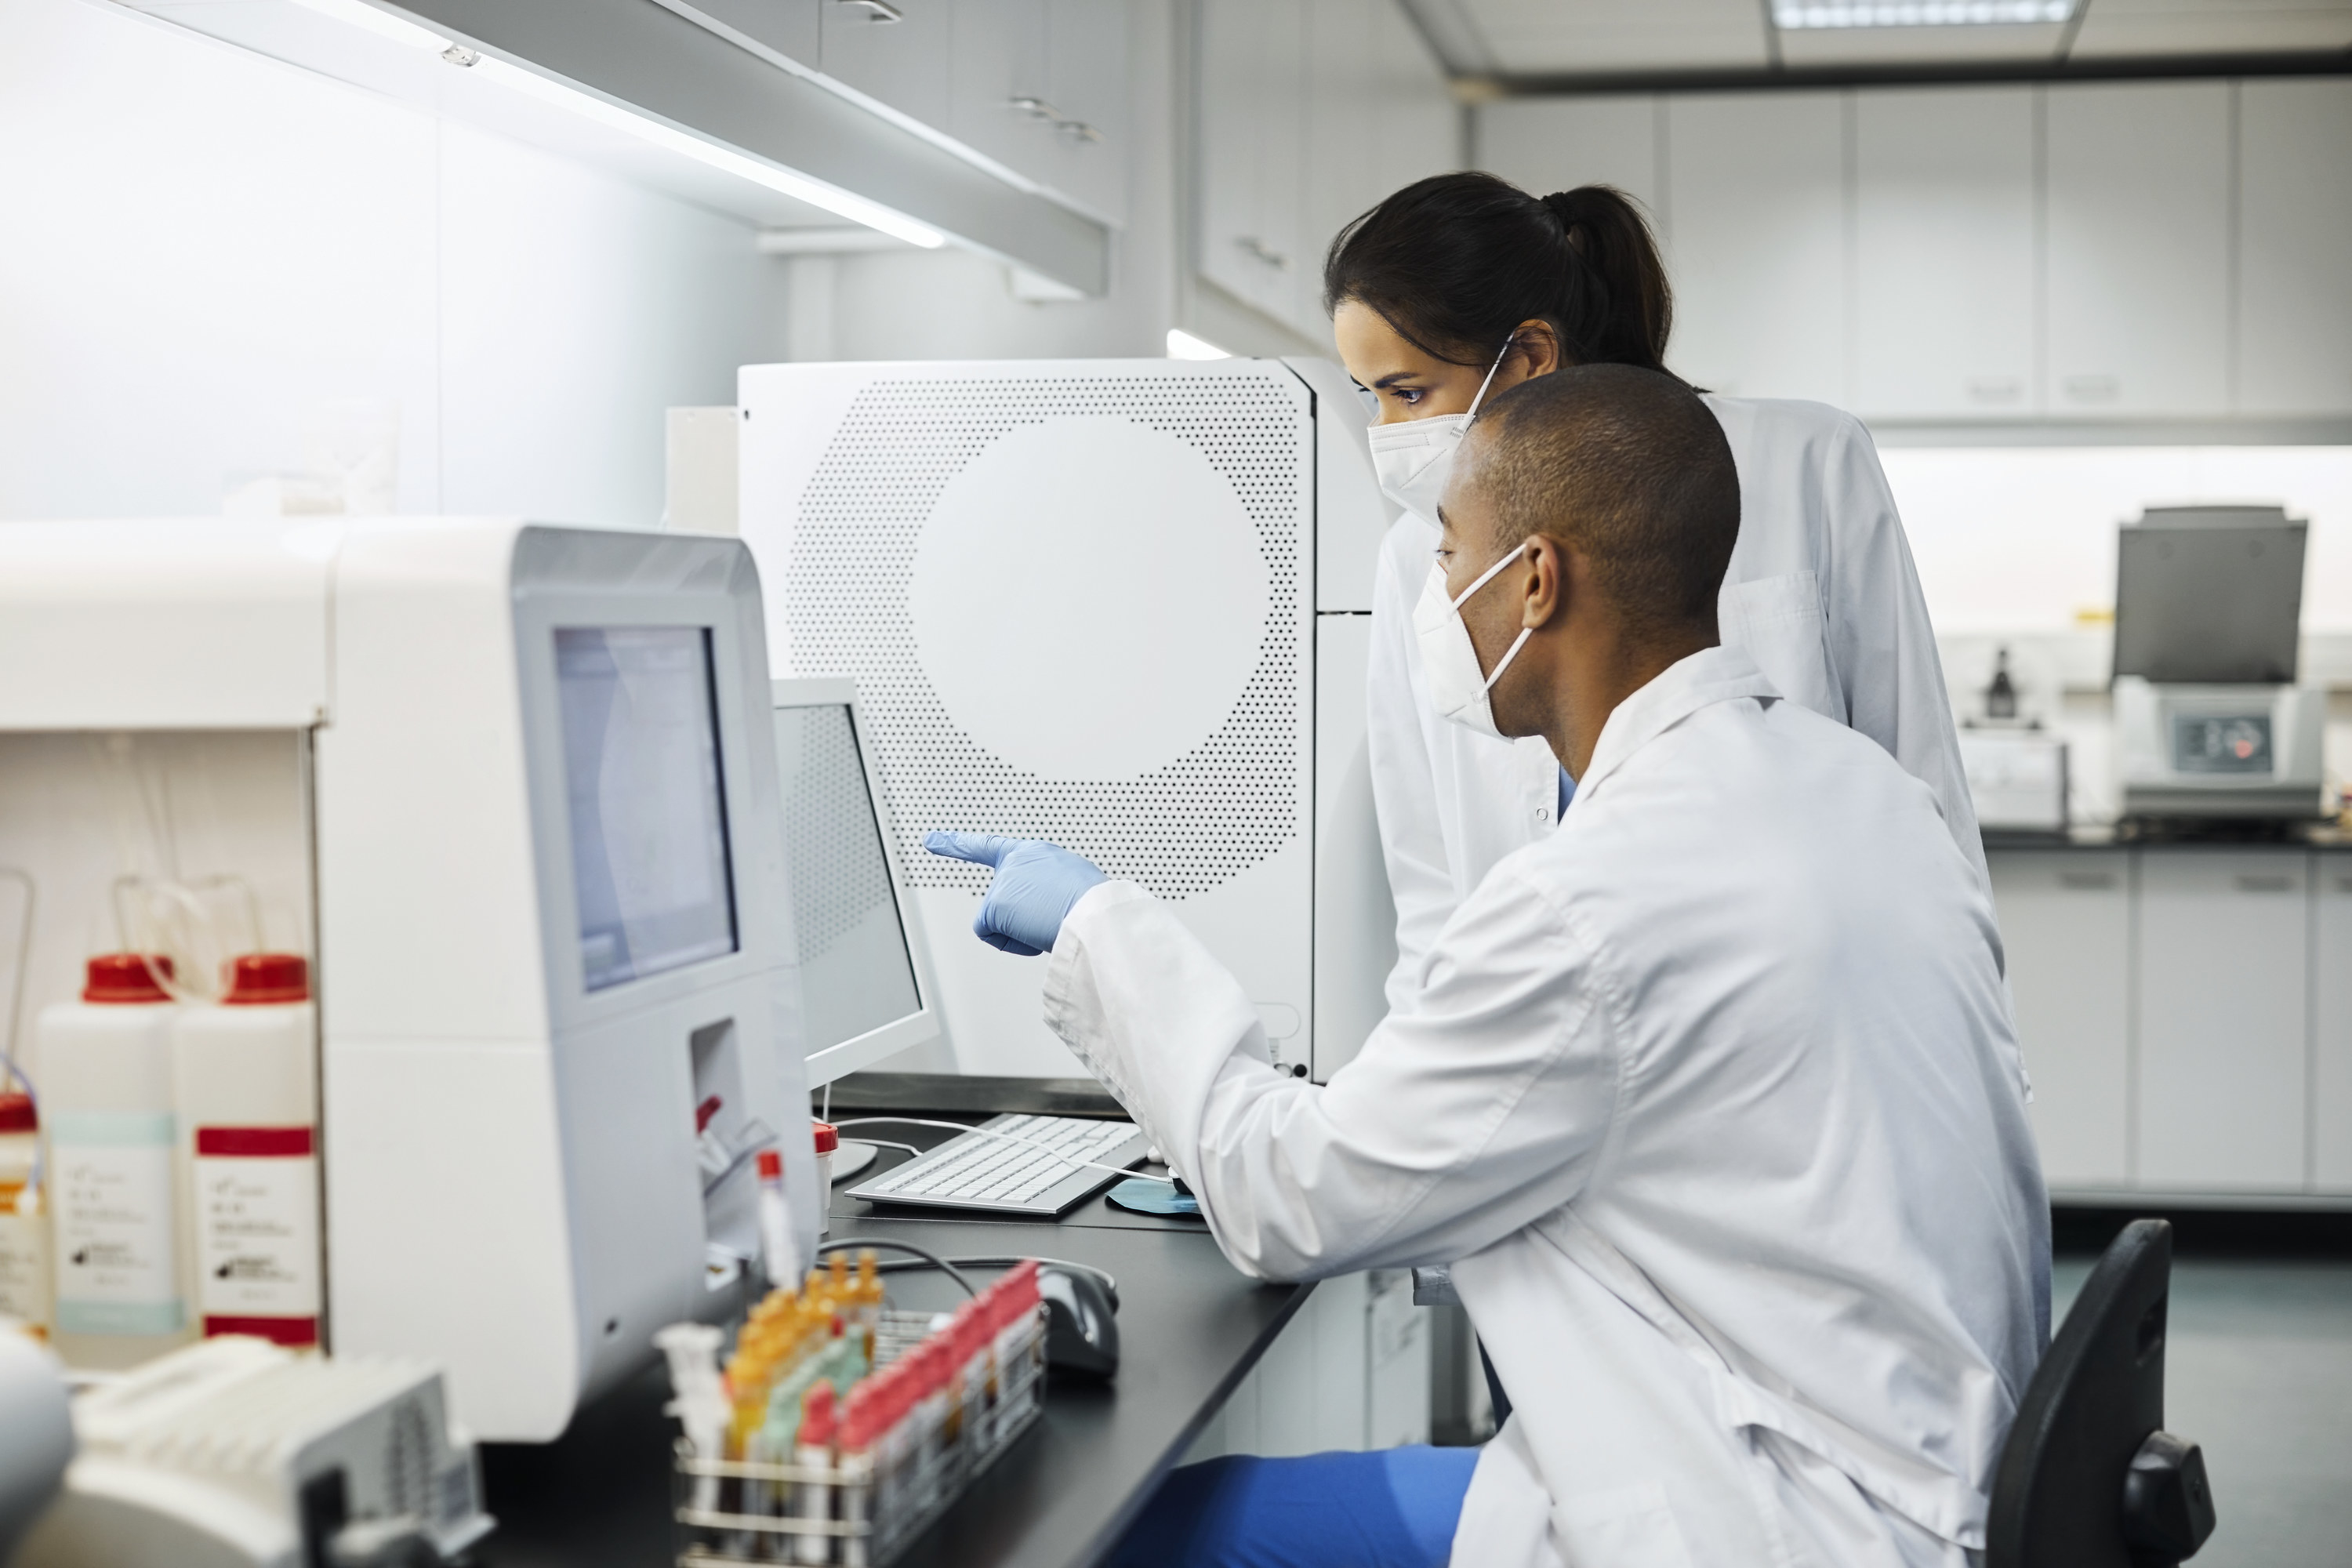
[
  {"x1": 1854, "y1": 87, "x2": 2037, "y2": 420},
  {"x1": 2136, "y1": 849, "x2": 2310, "y2": 1191},
  {"x1": 1990, "y1": 850, "x2": 2132, "y2": 1189},
  {"x1": 1474, "y1": 95, "x2": 1661, "y2": 215},
  {"x1": 1303, "y1": 0, "x2": 1374, "y2": 348},
  {"x1": 2315, "y1": 856, "x2": 2352, "y2": 1191},
  {"x1": 1664, "y1": 92, "x2": 1849, "y2": 404},
  {"x1": 2045, "y1": 82, "x2": 2230, "y2": 418},
  {"x1": 2238, "y1": 78, "x2": 2352, "y2": 417},
  {"x1": 1198, "y1": 0, "x2": 1306, "y2": 327},
  {"x1": 676, "y1": 0, "x2": 822, "y2": 68},
  {"x1": 822, "y1": 0, "x2": 952, "y2": 129},
  {"x1": 1364, "y1": 0, "x2": 1457, "y2": 227},
  {"x1": 1040, "y1": 0, "x2": 1128, "y2": 221},
  {"x1": 946, "y1": 0, "x2": 1051, "y2": 189}
]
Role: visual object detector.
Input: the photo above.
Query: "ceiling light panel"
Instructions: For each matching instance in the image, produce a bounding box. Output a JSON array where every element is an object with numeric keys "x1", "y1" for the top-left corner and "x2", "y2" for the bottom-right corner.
[{"x1": 1774, "y1": 1, "x2": 2074, "y2": 24}]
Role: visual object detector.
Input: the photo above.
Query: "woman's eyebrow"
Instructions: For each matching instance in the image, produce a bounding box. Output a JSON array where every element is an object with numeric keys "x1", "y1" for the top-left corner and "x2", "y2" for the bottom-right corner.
[{"x1": 1371, "y1": 371, "x2": 1421, "y2": 388}]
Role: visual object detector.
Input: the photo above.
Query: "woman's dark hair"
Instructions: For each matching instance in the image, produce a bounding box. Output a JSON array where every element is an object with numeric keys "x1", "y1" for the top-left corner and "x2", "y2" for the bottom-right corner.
[{"x1": 1322, "y1": 172, "x2": 1673, "y2": 376}]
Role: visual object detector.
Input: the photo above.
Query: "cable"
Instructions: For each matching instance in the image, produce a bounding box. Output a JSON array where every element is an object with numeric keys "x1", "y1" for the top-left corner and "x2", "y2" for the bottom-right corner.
[
  {"x1": 822, "y1": 1243, "x2": 1120, "y2": 1312},
  {"x1": 846, "y1": 1138, "x2": 926, "y2": 1160},
  {"x1": 830, "y1": 1116, "x2": 1142, "y2": 1181},
  {"x1": 813, "y1": 1237, "x2": 976, "y2": 1298}
]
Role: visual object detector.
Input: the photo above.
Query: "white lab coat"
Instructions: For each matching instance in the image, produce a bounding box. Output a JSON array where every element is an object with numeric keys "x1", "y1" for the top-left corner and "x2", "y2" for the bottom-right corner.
[
  {"x1": 1370, "y1": 395, "x2": 1984, "y2": 1012},
  {"x1": 1044, "y1": 646, "x2": 2049, "y2": 1568}
]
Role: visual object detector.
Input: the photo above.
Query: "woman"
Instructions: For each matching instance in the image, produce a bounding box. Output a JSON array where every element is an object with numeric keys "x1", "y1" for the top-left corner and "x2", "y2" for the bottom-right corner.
[{"x1": 1330, "y1": 173, "x2": 1981, "y2": 1013}]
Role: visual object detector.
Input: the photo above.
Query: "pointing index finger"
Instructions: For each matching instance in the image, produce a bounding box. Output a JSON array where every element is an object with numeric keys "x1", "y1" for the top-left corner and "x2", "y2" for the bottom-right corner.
[{"x1": 924, "y1": 831, "x2": 1021, "y2": 867}]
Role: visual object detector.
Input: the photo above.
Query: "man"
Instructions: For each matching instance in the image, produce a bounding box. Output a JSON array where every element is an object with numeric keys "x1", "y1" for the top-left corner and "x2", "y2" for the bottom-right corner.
[{"x1": 931, "y1": 365, "x2": 2048, "y2": 1567}]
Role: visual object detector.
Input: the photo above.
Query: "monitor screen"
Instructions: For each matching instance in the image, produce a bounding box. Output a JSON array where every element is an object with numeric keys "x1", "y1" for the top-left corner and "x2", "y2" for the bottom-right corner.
[
  {"x1": 556, "y1": 626, "x2": 740, "y2": 992},
  {"x1": 773, "y1": 702, "x2": 922, "y2": 1054}
]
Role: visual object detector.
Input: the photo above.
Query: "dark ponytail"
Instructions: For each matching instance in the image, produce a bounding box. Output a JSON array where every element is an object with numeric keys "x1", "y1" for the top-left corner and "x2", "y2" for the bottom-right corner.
[{"x1": 1322, "y1": 172, "x2": 1673, "y2": 376}]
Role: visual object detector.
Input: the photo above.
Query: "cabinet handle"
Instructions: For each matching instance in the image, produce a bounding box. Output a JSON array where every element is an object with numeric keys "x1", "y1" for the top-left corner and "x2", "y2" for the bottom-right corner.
[
  {"x1": 1055, "y1": 119, "x2": 1103, "y2": 143},
  {"x1": 2234, "y1": 873, "x2": 2296, "y2": 892},
  {"x1": 1236, "y1": 237, "x2": 1290, "y2": 270},
  {"x1": 1010, "y1": 96, "x2": 1062, "y2": 119},
  {"x1": 2057, "y1": 871, "x2": 2117, "y2": 890},
  {"x1": 837, "y1": 0, "x2": 903, "y2": 20},
  {"x1": 2063, "y1": 374, "x2": 2120, "y2": 405},
  {"x1": 1967, "y1": 376, "x2": 2022, "y2": 405}
]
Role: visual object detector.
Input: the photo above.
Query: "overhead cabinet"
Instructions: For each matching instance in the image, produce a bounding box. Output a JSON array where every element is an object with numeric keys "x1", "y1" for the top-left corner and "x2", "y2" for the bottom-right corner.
[
  {"x1": 2044, "y1": 82, "x2": 2232, "y2": 419},
  {"x1": 1664, "y1": 92, "x2": 1849, "y2": 405},
  {"x1": 2237, "y1": 78, "x2": 2352, "y2": 417},
  {"x1": 1196, "y1": 0, "x2": 1455, "y2": 347},
  {"x1": 1475, "y1": 77, "x2": 2351, "y2": 424},
  {"x1": 1854, "y1": 87, "x2": 2038, "y2": 419},
  {"x1": 821, "y1": 0, "x2": 952, "y2": 129}
]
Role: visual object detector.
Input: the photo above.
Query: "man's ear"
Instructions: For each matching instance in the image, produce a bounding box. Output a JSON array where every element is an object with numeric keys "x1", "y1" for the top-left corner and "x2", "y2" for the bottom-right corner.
[{"x1": 1517, "y1": 535, "x2": 1566, "y2": 630}]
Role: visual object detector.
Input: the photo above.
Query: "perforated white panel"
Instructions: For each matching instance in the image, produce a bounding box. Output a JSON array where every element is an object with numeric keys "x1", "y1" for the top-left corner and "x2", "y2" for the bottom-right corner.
[
  {"x1": 775, "y1": 704, "x2": 891, "y2": 961},
  {"x1": 781, "y1": 372, "x2": 1310, "y2": 899}
]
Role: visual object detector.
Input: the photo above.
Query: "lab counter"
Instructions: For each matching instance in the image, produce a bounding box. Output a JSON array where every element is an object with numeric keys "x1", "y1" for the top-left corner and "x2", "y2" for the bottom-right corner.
[{"x1": 477, "y1": 1109, "x2": 1304, "y2": 1568}]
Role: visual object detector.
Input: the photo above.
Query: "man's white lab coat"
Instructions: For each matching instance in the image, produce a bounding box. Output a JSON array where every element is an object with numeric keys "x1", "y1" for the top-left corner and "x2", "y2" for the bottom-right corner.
[
  {"x1": 1370, "y1": 395, "x2": 1985, "y2": 1012},
  {"x1": 1044, "y1": 647, "x2": 2049, "y2": 1568}
]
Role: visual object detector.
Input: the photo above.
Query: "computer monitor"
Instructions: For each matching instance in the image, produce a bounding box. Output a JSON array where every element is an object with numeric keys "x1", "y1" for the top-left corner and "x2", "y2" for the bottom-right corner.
[
  {"x1": 556, "y1": 626, "x2": 741, "y2": 991},
  {"x1": 771, "y1": 677, "x2": 944, "y2": 1083}
]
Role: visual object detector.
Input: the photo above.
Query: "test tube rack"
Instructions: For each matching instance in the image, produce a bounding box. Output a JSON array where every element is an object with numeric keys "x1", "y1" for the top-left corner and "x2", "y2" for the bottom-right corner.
[{"x1": 673, "y1": 1304, "x2": 1049, "y2": 1566}]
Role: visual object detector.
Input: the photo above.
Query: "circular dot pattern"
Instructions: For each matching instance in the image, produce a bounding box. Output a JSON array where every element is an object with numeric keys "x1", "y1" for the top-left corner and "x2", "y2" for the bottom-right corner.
[{"x1": 785, "y1": 372, "x2": 1308, "y2": 899}]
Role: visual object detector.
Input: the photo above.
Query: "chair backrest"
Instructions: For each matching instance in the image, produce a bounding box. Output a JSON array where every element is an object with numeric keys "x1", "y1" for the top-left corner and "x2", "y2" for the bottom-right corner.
[{"x1": 1987, "y1": 1218, "x2": 2194, "y2": 1567}]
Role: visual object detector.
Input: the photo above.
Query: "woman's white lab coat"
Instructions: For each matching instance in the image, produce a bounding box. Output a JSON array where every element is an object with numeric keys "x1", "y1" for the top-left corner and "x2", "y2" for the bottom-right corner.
[
  {"x1": 1369, "y1": 395, "x2": 1983, "y2": 1011},
  {"x1": 1043, "y1": 647, "x2": 2048, "y2": 1568}
]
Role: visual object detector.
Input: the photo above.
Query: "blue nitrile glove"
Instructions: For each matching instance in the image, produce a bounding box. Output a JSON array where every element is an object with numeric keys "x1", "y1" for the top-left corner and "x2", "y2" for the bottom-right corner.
[{"x1": 924, "y1": 832, "x2": 1109, "y2": 956}]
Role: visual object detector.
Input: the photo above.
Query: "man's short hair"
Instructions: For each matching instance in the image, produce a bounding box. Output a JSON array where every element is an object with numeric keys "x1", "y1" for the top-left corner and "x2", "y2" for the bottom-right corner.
[{"x1": 1457, "y1": 364, "x2": 1740, "y2": 643}]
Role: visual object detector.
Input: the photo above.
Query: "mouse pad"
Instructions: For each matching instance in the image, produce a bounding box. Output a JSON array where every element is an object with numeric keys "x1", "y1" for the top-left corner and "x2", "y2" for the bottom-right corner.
[{"x1": 1106, "y1": 1177, "x2": 1203, "y2": 1219}]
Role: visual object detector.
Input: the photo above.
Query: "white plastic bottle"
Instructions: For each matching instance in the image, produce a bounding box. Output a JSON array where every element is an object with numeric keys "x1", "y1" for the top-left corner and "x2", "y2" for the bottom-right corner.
[
  {"x1": 42, "y1": 953, "x2": 191, "y2": 1368},
  {"x1": 172, "y1": 953, "x2": 321, "y2": 1349},
  {"x1": 0, "y1": 1091, "x2": 49, "y2": 1338}
]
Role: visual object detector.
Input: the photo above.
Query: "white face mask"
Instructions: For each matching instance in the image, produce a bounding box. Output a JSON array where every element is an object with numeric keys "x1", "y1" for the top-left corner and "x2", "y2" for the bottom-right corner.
[
  {"x1": 1413, "y1": 543, "x2": 1534, "y2": 739},
  {"x1": 1363, "y1": 342, "x2": 1511, "y2": 519}
]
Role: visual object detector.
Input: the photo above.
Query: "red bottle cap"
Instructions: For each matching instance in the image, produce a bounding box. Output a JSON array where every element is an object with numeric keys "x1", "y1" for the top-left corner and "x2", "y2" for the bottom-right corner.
[
  {"x1": 757, "y1": 1149, "x2": 783, "y2": 1181},
  {"x1": 812, "y1": 1121, "x2": 838, "y2": 1154},
  {"x1": 221, "y1": 953, "x2": 310, "y2": 1004},
  {"x1": 0, "y1": 1094, "x2": 33, "y2": 1134},
  {"x1": 82, "y1": 953, "x2": 173, "y2": 1004}
]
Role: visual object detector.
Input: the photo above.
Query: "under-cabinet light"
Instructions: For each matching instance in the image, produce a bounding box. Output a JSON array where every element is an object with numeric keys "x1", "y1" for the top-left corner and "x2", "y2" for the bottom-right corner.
[{"x1": 452, "y1": 53, "x2": 946, "y2": 249}]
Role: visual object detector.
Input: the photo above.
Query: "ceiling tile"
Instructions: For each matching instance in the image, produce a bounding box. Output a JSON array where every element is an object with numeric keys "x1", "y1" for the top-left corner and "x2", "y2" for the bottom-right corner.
[
  {"x1": 1463, "y1": 0, "x2": 1773, "y2": 71},
  {"x1": 2068, "y1": 0, "x2": 2352, "y2": 53}
]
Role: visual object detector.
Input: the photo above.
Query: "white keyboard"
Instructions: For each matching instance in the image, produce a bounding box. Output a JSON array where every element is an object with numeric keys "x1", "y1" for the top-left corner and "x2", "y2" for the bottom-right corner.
[{"x1": 845, "y1": 1114, "x2": 1149, "y2": 1218}]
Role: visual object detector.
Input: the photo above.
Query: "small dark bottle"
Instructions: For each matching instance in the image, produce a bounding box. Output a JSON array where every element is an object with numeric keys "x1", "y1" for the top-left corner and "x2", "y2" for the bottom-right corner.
[{"x1": 1986, "y1": 648, "x2": 2018, "y2": 722}]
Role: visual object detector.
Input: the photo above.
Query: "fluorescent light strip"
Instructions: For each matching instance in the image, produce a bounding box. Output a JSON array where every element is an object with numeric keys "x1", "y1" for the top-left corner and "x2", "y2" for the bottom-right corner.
[
  {"x1": 1773, "y1": 1, "x2": 2071, "y2": 24},
  {"x1": 464, "y1": 56, "x2": 945, "y2": 248},
  {"x1": 1166, "y1": 328, "x2": 1231, "y2": 361},
  {"x1": 285, "y1": 0, "x2": 946, "y2": 249}
]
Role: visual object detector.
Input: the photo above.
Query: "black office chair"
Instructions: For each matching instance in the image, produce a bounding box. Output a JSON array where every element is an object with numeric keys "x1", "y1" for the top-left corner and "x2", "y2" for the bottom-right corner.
[{"x1": 1987, "y1": 1218, "x2": 2217, "y2": 1568}]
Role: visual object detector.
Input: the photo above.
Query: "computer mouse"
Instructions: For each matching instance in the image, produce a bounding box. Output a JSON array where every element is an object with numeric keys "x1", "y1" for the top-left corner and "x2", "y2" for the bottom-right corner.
[{"x1": 1038, "y1": 1263, "x2": 1120, "y2": 1378}]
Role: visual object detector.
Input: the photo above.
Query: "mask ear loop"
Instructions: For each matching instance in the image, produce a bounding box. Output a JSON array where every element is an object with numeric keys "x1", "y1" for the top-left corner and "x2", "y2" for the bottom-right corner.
[{"x1": 1464, "y1": 337, "x2": 1515, "y2": 419}]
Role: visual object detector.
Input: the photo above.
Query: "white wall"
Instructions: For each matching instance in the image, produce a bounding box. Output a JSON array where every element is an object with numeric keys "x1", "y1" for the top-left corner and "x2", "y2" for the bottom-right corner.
[
  {"x1": 1886, "y1": 445, "x2": 2352, "y2": 636},
  {"x1": 0, "y1": 0, "x2": 786, "y2": 528}
]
